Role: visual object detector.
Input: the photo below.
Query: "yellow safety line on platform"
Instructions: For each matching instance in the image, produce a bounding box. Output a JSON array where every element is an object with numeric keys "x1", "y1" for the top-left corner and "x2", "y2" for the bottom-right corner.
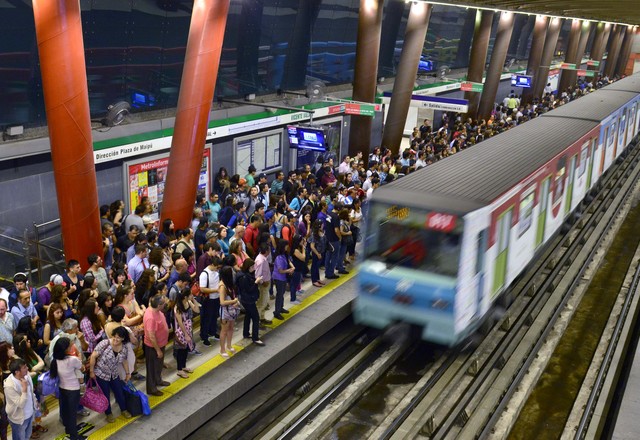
[{"x1": 88, "y1": 270, "x2": 357, "y2": 439}]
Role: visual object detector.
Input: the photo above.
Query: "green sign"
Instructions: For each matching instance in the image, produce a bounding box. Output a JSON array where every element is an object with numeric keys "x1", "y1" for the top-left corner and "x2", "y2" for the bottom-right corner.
[
  {"x1": 586, "y1": 60, "x2": 600, "y2": 67},
  {"x1": 461, "y1": 81, "x2": 484, "y2": 93},
  {"x1": 561, "y1": 63, "x2": 577, "y2": 69},
  {"x1": 344, "y1": 103, "x2": 376, "y2": 117}
]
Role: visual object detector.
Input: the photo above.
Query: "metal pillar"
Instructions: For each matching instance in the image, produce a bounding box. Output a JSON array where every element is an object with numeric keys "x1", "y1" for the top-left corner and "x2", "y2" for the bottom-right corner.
[
  {"x1": 557, "y1": 19, "x2": 581, "y2": 93},
  {"x1": 349, "y1": 0, "x2": 385, "y2": 158},
  {"x1": 477, "y1": 11, "x2": 515, "y2": 121},
  {"x1": 32, "y1": 0, "x2": 102, "y2": 267},
  {"x1": 588, "y1": 22, "x2": 607, "y2": 72},
  {"x1": 615, "y1": 27, "x2": 635, "y2": 77},
  {"x1": 522, "y1": 15, "x2": 549, "y2": 105},
  {"x1": 465, "y1": 9, "x2": 494, "y2": 120},
  {"x1": 380, "y1": 2, "x2": 431, "y2": 155},
  {"x1": 161, "y1": 0, "x2": 230, "y2": 229},
  {"x1": 532, "y1": 17, "x2": 562, "y2": 99},
  {"x1": 604, "y1": 25, "x2": 625, "y2": 78}
]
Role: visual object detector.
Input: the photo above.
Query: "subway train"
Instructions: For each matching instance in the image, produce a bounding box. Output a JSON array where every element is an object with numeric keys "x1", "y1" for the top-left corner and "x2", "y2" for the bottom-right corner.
[{"x1": 354, "y1": 74, "x2": 640, "y2": 346}]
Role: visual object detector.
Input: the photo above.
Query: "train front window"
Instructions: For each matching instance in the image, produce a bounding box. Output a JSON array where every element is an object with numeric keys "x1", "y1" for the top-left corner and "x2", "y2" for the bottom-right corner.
[{"x1": 365, "y1": 204, "x2": 463, "y2": 277}]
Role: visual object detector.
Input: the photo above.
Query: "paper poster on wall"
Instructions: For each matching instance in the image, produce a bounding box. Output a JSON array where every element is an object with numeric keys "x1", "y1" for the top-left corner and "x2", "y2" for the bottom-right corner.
[{"x1": 124, "y1": 147, "x2": 211, "y2": 222}]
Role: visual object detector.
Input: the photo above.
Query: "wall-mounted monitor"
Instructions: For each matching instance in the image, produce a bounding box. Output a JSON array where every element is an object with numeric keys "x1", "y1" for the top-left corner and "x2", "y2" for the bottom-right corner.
[
  {"x1": 511, "y1": 74, "x2": 532, "y2": 88},
  {"x1": 287, "y1": 125, "x2": 326, "y2": 151}
]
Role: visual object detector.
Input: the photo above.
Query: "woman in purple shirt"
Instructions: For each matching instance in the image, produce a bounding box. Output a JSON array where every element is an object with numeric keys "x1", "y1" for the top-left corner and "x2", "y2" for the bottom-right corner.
[{"x1": 271, "y1": 240, "x2": 294, "y2": 320}]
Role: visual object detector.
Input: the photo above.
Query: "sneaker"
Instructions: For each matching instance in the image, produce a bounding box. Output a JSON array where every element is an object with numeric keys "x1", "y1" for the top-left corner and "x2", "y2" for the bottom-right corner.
[
  {"x1": 296, "y1": 290, "x2": 305, "y2": 295},
  {"x1": 213, "y1": 334, "x2": 220, "y2": 340},
  {"x1": 131, "y1": 372, "x2": 146, "y2": 381},
  {"x1": 77, "y1": 409, "x2": 90, "y2": 417},
  {"x1": 121, "y1": 410, "x2": 133, "y2": 419},
  {"x1": 189, "y1": 349, "x2": 203, "y2": 356},
  {"x1": 202, "y1": 339, "x2": 212, "y2": 346},
  {"x1": 106, "y1": 414, "x2": 116, "y2": 423},
  {"x1": 291, "y1": 300, "x2": 302, "y2": 305},
  {"x1": 253, "y1": 340, "x2": 266, "y2": 346}
]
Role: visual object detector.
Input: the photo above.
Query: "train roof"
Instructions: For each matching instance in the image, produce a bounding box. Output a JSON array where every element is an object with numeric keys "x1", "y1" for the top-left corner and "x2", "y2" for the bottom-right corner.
[{"x1": 373, "y1": 75, "x2": 640, "y2": 215}]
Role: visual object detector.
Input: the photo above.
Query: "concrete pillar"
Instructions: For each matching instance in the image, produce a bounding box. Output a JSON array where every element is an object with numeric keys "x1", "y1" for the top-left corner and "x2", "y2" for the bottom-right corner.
[
  {"x1": 522, "y1": 15, "x2": 549, "y2": 106},
  {"x1": 588, "y1": 22, "x2": 608, "y2": 72},
  {"x1": 477, "y1": 11, "x2": 515, "y2": 121},
  {"x1": 567, "y1": 21, "x2": 591, "y2": 86},
  {"x1": 380, "y1": 2, "x2": 431, "y2": 155},
  {"x1": 32, "y1": 0, "x2": 102, "y2": 268},
  {"x1": 558, "y1": 19, "x2": 581, "y2": 93},
  {"x1": 349, "y1": 0, "x2": 385, "y2": 157},
  {"x1": 465, "y1": 9, "x2": 494, "y2": 120},
  {"x1": 161, "y1": 0, "x2": 230, "y2": 229},
  {"x1": 532, "y1": 17, "x2": 562, "y2": 99},
  {"x1": 615, "y1": 26, "x2": 635, "y2": 77},
  {"x1": 604, "y1": 25, "x2": 625, "y2": 78}
]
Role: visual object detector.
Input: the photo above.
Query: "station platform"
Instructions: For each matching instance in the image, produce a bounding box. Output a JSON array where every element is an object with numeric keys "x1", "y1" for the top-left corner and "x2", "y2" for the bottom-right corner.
[
  {"x1": 612, "y1": 339, "x2": 640, "y2": 440},
  {"x1": 35, "y1": 271, "x2": 358, "y2": 440}
]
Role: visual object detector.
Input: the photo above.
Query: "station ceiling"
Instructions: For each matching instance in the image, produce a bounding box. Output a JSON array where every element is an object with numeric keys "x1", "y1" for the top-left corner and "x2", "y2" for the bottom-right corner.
[{"x1": 432, "y1": 1, "x2": 640, "y2": 26}]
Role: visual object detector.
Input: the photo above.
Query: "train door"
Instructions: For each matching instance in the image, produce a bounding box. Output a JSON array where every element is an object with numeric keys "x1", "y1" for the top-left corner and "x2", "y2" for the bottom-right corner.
[
  {"x1": 536, "y1": 177, "x2": 551, "y2": 247},
  {"x1": 618, "y1": 111, "x2": 627, "y2": 154},
  {"x1": 586, "y1": 139, "x2": 596, "y2": 189},
  {"x1": 474, "y1": 229, "x2": 488, "y2": 317},
  {"x1": 564, "y1": 155, "x2": 577, "y2": 216},
  {"x1": 492, "y1": 207, "x2": 512, "y2": 297}
]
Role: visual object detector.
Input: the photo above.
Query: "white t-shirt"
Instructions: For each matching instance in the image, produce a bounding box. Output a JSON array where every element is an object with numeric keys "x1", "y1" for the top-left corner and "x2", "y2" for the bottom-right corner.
[
  {"x1": 199, "y1": 267, "x2": 220, "y2": 299},
  {"x1": 57, "y1": 356, "x2": 82, "y2": 390}
]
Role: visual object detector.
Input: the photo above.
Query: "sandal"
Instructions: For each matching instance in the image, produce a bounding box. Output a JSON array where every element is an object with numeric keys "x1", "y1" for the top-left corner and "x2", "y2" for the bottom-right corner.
[
  {"x1": 228, "y1": 347, "x2": 236, "y2": 354},
  {"x1": 313, "y1": 282, "x2": 323, "y2": 287},
  {"x1": 183, "y1": 367, "x2": 194, "y2": 373},
  {"x1": 220, "y1": 352, "x2": 229, "y2": 358},
  {"x1": 176, "y1": 371, "x2": 189, "y2": 379},
  {"x1": 35, "y1": 425, "x2": 48, "y2": 433}
]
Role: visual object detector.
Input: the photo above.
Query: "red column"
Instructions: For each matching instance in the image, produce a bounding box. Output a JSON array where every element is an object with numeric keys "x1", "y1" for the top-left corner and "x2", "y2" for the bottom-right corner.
[
  {"x1": 32, "y1": 0, "x2": 102, "y2": 268},
  {"x1": 348, "y1": 0, "x2": 385, "y2": 158},
  {"x1": 161, "y1": 0, "x2": 231, "y2": 229}
]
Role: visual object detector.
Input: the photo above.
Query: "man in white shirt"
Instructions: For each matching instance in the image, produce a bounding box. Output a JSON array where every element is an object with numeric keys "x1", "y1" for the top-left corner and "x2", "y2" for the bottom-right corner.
[
  {"x1": 338, "y1": 155, "x2": 351, "y2": 175},
  {"x1": 4, "y1": 358, "x2": 37, "y2": 440},
  {"x1": 199, "y1": 257, "x2": 222, "y2": 346},
  {"x1": 0, "y1": 299, "x2": 15, "y2": 344}
]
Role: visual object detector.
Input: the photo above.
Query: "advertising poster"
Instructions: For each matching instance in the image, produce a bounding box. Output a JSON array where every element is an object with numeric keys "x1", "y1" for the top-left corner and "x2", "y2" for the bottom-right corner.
[{"x1": 124, "y1": 147, "x2": 211, "y2": 221}]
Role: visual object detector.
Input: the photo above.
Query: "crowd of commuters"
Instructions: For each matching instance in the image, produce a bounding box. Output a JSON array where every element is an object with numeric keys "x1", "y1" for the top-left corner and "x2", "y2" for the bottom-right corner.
[{"x1": 0, "y1": 74, "x2": 620, "y2": 440}]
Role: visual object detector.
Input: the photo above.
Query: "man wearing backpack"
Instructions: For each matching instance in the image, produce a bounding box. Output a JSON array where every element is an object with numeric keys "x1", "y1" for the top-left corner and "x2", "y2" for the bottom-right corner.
[{"x1": 199, "y1": 258, "x2": 222, "y2": 346}]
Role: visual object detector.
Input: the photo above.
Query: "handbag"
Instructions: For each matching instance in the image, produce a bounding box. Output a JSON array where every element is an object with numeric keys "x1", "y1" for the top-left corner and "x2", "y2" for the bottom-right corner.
[
  {"x1": 174, "y1": 314, "x2": 194, "y2": 350},
  {"x1": 80, "y1": 378, "x2": 109, "y2": 413},
  {"x1": 38, "y1": 371, "x2": 59, "y2": 397},
  {"x1": 123, "y1": 381, "x2": 143, "y2": 416}
]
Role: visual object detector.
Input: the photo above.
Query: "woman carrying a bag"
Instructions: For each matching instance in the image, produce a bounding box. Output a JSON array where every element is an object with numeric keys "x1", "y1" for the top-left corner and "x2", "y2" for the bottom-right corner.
[
  {"x1": 174, "y1": 288, "x2": 200, "y2": 378},
  {"x1": 218, "y1": 266, "x2": 240, "y2": 358},
  {"x1": 50, "y1": 337, "x2": 83, "y2": 440},
  {"x1": 88, "y1": 326, "x2": 132, "y2": 423},
  {"x1": 309, "y1": 220, "x2": 326, "y2": 288}
]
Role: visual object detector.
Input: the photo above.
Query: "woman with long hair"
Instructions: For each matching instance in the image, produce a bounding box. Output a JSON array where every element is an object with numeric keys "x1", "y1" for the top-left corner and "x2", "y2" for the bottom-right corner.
[
  {"x1": 109, "y1": 268, "x2": 128, "y2": 296},
  {"x1": 114, "y1": 281, "x2": 145, "y2": 341},
  {"x1": 181, "y1": 248, "x2": 197, "y2": 281},
  {"x1": 214, "y1": 166, "x2": 230, "y2": 198},
  {"x1": 309, "y1": 219, "x2": 326, "y2": 287},
  {"x1": 159, "y1": 218, "x2": 176, "y2": 247},
  {"x1": 50, "y1": 285, "x2": 74, "y2": 320},
  {"x1": 96, "y1": 292, "x2": 113, "y2": 327},
  {"x1": 79, "y1": 298, "x2": 104, "y2": 354},
  {"x1": 148, "y1": 246, "x2": 169, "y2": 283},
  {"x1": 109, "y1": 200, "x2": 125, "y2": 234},
  {"x1": 13, "y1": 334, "x2": 47, "y2": 433},
  {"x1": 43, "y1": 303, "x2": 64, "y2": 346},
  {"x1": 229, "y1": 240, "x2": 248, "y2": 269},
  {"x1": 134, "y1": 268, "x2": 155, "y2": 308},
  {"x1": 0, "y1": 342, "x2": 14, "y2": 377},
  {"x1": 174, "y1": 288, "x2": 200, "y2": 378},
  {"x1": 49, "y1": 337, "x2": 83, "y2": 440},
  {"x1": 218, "y1": 266, "x2": 240, "y2": 358},
  {"x1": 15, "y1": 317, "x2": 45, "y2": 358},
  {"x1": 89, "y1": 326, "x2": 132, "y2": 423}
]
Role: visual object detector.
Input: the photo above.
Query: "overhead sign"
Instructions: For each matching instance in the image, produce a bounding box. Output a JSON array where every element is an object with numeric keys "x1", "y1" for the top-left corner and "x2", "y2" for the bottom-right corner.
[
  {"x1": 586, "y1": 60, "x2": 600, "y2": 67},
  {"x1": 381, "y1": 92, "x2": 468, "y2": 112},
  {"x1": 344, "y1": 103, "x2": 377, "y2": 117},
  {"x1": 576, "y1": 69, "x2": 595, "y2": 77},
  {"x1": 561, "y1": 63, "x2": 577, "y2": 69},
  {"x1": 460, "y1": 81, "x2": 483, "y2": 93}
]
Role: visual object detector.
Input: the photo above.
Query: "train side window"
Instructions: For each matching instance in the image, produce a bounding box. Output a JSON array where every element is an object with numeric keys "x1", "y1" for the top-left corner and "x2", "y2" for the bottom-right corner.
[
  {"x1": 518, "y1": 187, "x2": 535, "y2": 237},
  {"x1": 578, "y1": 142, "x2": 589, "y2": 177}
]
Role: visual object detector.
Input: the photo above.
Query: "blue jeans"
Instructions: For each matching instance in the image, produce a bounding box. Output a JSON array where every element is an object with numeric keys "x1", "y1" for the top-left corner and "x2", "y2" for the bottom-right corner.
[
  {"x1": 9, "y1": 415, "x2": 32, "y2": 440},
  {"x1": 325, "y1": 240, "x2": 340, "y2": 276},
  {"x1": 338, "y1": 241, "x2": 348, "y2": 272},
  {"x1": 96, "y1": 376, "x2": 126, "y2": 415},
  {"x1": 290, "y1": 271, "x2": 302, "y2": 300},
  {"x1": 274, "y1": 279, "x2": 287, "y2": 314},
  {"x1": 311, "y1": 253, "x2": 321, "y2": 283},
  {"x1": 200, "y1": 297, "x2": 220, "y2": 340}
]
